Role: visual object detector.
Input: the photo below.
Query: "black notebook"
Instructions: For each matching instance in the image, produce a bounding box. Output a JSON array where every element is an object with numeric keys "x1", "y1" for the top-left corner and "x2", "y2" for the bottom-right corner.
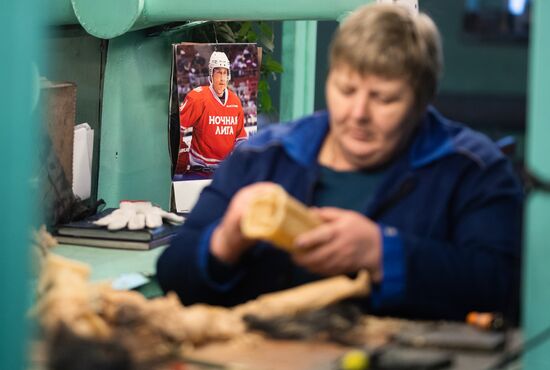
[
  {"x1": 54, "y1": 234, "x2": 174, "y2": 251},
  {"x1": 55, "y1": 208, "x2": 182, "y2": 242}
]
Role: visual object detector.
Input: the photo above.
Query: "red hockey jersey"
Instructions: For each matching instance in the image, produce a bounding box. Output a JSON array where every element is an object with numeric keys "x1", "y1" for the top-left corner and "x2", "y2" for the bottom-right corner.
[{"x1": 179, "y1": 85, "x2": 246, "y2": 169}]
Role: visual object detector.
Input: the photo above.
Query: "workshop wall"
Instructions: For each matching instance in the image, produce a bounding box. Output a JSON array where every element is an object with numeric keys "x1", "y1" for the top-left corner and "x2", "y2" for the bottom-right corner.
[
  {"x1": 43, "y1": 28, "x2": 105, "y2": 203},
  {"x1": 314, "y1": 0, "x2": 528, "y2": 100},
  {"x1": 423, "y1": 0, "x2": 528, "y2": 144},
  {"x1": 424, "y1": 0, "x2": 528, "y2": 96},
  {"x1": 314, "y1": 0, "x2": 528, "y2": 148}
]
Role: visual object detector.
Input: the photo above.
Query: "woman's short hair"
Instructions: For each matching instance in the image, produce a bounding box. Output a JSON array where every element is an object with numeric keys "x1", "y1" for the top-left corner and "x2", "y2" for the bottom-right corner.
[{"x1": 329, "y1": 4, "x2": 442, "y2": 110}]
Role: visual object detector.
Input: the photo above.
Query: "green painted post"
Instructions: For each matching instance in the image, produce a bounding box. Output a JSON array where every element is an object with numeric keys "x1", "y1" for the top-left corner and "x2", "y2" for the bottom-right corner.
[
  {"x1": 97, "y1": 31, "x2": 174, "y2": 209},
  {"x1": 523, "y1": 0, "x2": 550, "y2": 369},
  {"x1": 280, "y1": 20, "x2": 318, "y2": 122},
  {"x1": 0, "y1": 1, "x2": 42, "y2": 369},
  {"x1": 49, "y1": 0, "x2": 78, "y2": 25}
]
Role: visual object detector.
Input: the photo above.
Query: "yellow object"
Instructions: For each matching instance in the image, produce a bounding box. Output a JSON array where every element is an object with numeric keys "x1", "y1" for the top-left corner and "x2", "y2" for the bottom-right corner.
[
  {"x1": 340, "y1": 349, "x2": 370, "y2": 370},
  {"x1": 240, "y1": 184, "x2": 322, "y2": 252}
]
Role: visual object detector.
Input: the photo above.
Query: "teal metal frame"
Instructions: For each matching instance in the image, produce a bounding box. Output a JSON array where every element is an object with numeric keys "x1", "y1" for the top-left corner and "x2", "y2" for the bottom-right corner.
[
  {"x1": 50, "y1": 1, "x2": 371, "y2": 39},
  {"x1": 523, "y1": 1, "x2": 550, "y2": 369},
  {"x1": 280, "y1": 20, "x2": 318, "y2": 123},
  {"x1": 92, "y1": 2, "x2": 372, "y2": 208},
  {"x1": 1, "y1": 1, "x2": 42, "y2": 369},
  {"x1": 97, "y1": 31, "x2": 175, "y2": 208}
]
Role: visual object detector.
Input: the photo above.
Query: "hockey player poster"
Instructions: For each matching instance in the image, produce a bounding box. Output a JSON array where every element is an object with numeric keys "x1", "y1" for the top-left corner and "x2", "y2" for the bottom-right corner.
[{"x1": 169, "y1": 43, "x2": 260, "y2": 212}]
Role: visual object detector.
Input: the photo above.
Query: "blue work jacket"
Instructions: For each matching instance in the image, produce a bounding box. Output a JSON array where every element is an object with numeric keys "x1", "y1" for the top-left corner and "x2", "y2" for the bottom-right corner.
[{"x1": 157, "y1": 107, "x2": 522, "y2": 321}]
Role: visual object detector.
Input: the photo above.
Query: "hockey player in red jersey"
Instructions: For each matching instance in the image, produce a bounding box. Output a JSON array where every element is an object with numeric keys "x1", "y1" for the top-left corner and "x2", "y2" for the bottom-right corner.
[{"x1": 178, "y1": 51, "x2": 247, "y2": 171}]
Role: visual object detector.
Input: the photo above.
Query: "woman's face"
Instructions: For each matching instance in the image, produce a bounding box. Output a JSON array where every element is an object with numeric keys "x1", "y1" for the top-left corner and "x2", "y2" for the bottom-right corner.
[{"x1": 325, "y1": 65, "x2": 418, "y2": 170}]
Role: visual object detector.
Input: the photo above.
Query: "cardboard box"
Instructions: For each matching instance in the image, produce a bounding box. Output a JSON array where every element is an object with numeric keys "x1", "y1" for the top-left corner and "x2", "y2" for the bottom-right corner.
[{"x1": 40, "y1": 80, "x2": 77, "y2": 226}]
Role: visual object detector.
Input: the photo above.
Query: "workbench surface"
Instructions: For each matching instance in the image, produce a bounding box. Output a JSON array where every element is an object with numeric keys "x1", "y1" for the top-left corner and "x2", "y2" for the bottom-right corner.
[
  {"x1": 52, "y1": 244, "x2": 165, "y2": 281},
  {"x1": 185, "y1": 320, "x2": 521, "y2": 370}
]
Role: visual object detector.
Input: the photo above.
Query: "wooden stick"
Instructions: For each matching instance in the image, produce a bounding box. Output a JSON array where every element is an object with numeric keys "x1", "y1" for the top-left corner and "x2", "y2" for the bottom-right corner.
[{"x1": 233, "y1": 270, "x2": 370, "y2": 320}]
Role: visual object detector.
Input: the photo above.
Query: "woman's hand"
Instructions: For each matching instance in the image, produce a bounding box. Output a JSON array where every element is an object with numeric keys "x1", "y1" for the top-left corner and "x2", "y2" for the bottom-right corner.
[
  {"x1": 292, "y1": 207, "x2": 383, "y2": 282},
  {"x1": 210, "y1": 182, "x2": 279, "y2": 264}
]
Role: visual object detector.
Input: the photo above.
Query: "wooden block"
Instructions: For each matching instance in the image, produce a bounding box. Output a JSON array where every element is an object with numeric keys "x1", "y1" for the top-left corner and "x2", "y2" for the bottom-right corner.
[{"x1": 240, "y1": 184, "x2": 322, "y2": 252}]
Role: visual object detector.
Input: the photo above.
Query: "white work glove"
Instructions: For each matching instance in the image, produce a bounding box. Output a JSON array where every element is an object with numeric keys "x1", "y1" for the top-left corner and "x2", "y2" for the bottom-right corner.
[{"x1": 94, "y1": 201, "x2": 184, "y2": 230}]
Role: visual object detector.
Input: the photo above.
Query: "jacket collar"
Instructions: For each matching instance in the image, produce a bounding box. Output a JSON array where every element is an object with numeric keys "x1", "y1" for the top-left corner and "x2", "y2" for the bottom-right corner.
[
  {"x1": 408, "y1": 106, "x2": 456, "y2": 169},
  {"x1": 280, "y1": 111, "x2": 330, "y2": 167},
  {"x1": 250, "y1": 106, "x2": 456, "y2": 170}
]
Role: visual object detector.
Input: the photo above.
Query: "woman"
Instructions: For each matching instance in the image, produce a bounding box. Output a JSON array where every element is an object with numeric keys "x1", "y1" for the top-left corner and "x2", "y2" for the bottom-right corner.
[{"x1": 157, "y1": 4, "x2": 522, "y2": 321}]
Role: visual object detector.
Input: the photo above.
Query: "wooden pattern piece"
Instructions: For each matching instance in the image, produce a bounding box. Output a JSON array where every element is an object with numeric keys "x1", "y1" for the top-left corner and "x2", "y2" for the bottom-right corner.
[
  {"x1": 234, "y1": 270, "x2": 370, "y2": 320},
  {"x1": 240, "y1": 184, "x2": 322, "y2": 252}
]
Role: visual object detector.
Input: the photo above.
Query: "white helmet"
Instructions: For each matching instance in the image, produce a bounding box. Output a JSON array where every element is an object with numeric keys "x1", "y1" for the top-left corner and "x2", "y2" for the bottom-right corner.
[{"x1": 208, "y1": 51, "x2": 231, "y2": 81}]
